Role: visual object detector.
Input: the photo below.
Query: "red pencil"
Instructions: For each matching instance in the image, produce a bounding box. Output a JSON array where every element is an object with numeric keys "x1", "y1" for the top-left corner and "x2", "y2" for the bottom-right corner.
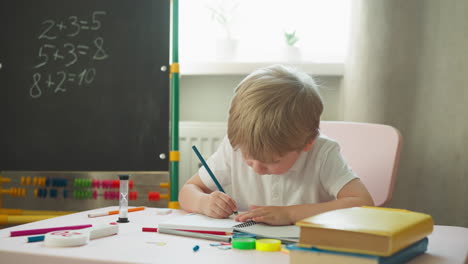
[
  {"x1": 181, "y1": 229, "x2": 231, "y2": 235},
  {"x1": 142, "y1": 227, "x2": 231, "y2": 236},
  {"x1": 10, "y1": 224, "x2": 92, "y2": 237}
]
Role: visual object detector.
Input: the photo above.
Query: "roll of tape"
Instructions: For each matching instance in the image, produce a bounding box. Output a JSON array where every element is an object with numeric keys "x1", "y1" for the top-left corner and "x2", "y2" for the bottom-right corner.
[
  {"x1": 255, "y1": 239, "x2": 281, "y2": 252},
  {"x1": 232, "y1": 237, "x2": 256, "y2": 250},
  {"x1": 44, "y1": 230, "x2": 88, "y2": 247}
]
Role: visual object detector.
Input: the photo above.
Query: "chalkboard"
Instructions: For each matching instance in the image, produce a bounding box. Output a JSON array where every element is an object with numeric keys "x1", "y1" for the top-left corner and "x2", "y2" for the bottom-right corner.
[{"x1": 0, "y1": 0, "x2": 170, "y2": 171}]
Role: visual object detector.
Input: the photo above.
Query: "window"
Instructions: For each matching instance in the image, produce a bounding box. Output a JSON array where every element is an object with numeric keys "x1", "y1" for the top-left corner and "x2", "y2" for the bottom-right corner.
[{"x1": 179, "y1": 0, "x2": 351, "y2": 74}]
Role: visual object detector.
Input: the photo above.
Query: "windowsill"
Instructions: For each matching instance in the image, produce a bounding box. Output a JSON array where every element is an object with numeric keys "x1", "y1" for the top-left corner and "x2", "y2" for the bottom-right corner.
[{"x1": 179, "y1": 61, "x2": 344, "y2": 76}]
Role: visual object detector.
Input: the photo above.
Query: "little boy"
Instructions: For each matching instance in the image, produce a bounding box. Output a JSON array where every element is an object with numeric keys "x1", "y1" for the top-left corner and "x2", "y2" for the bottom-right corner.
[{"x1": 179, "y1": 64, "x2": 374, "y2": 225}]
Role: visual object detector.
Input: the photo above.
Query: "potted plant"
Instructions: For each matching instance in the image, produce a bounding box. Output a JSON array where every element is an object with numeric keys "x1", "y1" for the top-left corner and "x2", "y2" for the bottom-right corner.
[
  {"x1": 283, "y1": 29, "x2": 301, "y2": 62},
  {"x1": 206, "y1": 0, "x2": 239, "y2": 61}
]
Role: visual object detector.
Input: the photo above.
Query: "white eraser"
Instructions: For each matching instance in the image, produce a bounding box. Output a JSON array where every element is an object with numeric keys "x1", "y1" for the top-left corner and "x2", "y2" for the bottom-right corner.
[
  {"x1": 89, "y1": 223, "x2": 119, "y2": 240},
  {"x1": 155, "y1": 209, "x2": 172, "y2": 215}
]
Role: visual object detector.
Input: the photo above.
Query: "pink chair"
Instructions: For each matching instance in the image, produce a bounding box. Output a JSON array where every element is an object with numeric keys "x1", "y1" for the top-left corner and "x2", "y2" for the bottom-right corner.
[{"x1": 319, "y1": 121, "x2": 402, "y2": 206}]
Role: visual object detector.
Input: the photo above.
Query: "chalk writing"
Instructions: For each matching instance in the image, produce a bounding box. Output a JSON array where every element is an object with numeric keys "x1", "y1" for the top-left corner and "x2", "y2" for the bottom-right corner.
[{"x1": 30, "y1": 11, "x2": 108, "y2": 98}]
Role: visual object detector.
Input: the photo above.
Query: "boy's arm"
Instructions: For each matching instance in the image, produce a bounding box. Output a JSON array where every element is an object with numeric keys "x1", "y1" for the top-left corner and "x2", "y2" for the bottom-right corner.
[
  {"x1": 234, "y1": 178, "x2": 374, "y2": 225},
  {"x1": 179, "y1": 173, "x2": 238, "y2": 218},
  {"x1": 288, "y1": 178, "x2": 374, "y2": 222},
  {"x1": 178, "y1": 173, "x2": 211, "y2": 213}
]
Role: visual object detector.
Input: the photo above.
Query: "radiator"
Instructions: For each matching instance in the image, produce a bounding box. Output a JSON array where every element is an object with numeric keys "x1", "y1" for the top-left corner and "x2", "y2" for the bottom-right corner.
[{"x1": 178, "y1": 122, "x2": 227, "y2": 190}]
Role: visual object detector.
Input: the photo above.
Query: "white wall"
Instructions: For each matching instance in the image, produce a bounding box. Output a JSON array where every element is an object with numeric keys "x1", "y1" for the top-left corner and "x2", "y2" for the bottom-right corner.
[{"x1": 179, "y1": 75, "x2": 344, "y2": 122}]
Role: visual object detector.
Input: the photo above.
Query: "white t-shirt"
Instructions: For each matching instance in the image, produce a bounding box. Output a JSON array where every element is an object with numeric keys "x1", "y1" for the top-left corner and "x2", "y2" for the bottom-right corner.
[{"x1": 198, "y1": 135, "x2": 357, "y2": 211}]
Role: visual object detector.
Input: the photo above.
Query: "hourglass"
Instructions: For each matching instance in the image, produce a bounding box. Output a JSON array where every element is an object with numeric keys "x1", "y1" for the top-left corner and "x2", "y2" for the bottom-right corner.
[{"x1": 117, "y1": 174, "x2": 130, "y2": 223}]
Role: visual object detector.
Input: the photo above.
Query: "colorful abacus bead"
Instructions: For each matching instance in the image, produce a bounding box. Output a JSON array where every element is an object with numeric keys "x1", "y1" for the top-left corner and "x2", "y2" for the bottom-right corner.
[{"x1": 148, "y1": 192, "x2": 160, "y2": 201}]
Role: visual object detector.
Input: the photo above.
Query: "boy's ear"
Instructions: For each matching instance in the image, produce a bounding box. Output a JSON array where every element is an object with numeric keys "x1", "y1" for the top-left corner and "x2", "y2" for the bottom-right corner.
[{"x1": 303, "y1": 139, "x2": 315, "y2": 152}]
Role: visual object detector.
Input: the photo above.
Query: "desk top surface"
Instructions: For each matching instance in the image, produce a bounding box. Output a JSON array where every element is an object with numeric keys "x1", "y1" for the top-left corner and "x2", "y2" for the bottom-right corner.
[{"x1": 0, "y1": 206, "x2": 467, "y2": 264}]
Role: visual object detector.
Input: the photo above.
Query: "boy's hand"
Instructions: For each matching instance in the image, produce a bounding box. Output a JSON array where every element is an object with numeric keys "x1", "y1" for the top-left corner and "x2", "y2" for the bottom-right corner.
[
  {"x1": 234, "y1": 205, "x2": 293, "y2": 226},
  {"x1": 201, "y1": 191, "x2": 238, "y2": 219}
]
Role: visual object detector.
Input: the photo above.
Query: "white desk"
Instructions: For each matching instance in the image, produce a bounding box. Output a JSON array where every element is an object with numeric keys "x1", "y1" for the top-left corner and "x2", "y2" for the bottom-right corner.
[{"x1": 0, "y1": 207, "x2": 466, "y2": 264}]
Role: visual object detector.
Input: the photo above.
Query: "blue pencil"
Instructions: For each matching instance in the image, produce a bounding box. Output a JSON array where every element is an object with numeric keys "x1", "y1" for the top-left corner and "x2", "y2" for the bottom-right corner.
[
  {"x1": 27, "y1": 235, "x2": 45, "y2": 243},
  {"x1": 191, "y1": 145, "x2": 238, "y2": 214}
]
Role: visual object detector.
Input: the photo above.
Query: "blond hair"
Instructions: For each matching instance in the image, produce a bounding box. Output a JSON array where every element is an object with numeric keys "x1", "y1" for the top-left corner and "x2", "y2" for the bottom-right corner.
[{"x1": 227, "y1": 64, "x2": 323, "y2": 162}]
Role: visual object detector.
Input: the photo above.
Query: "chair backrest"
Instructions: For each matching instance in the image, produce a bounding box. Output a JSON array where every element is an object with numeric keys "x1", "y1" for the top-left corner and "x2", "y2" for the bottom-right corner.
[{"x1": 319, "y1": 121, "x2": 402, "y2": 206}]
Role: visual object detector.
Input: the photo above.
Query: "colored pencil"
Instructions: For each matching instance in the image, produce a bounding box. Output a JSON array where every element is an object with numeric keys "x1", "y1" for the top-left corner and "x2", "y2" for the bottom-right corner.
[
  {"x1": 27, "y1": 235, "x2": 45, "y2": 243},
  {"x1": 88, "y1": 207, "x2": 145, "y2": 218},
  {"x1": 192, "y1": 145, "x2": 238, "y2": 215},
  {"x1": 142, "y1": 227, "x2": 231, "y2": 236},
  {"x1": 158, "y1": 228, "x2": 231, "y2": 242},
  {"x1": 10, "y1": 224, "x2": 92, "y2": 237}
]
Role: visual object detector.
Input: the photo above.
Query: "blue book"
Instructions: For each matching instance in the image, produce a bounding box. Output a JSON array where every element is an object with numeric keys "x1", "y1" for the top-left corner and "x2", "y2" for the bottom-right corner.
[{"x1": 286, "y1": 237, "x2": 428, "y2": 264}]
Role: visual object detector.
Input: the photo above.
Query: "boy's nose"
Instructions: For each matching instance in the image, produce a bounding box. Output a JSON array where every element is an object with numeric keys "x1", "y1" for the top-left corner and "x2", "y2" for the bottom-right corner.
[{"x1": 251, "y1": 161, "x2": 268, "y2": 175}]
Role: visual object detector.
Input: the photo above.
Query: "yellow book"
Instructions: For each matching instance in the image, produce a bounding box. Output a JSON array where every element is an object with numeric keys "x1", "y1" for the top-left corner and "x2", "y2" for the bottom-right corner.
[{"x1": 295, "y1": 206, "x2": 433, "y2": 256}]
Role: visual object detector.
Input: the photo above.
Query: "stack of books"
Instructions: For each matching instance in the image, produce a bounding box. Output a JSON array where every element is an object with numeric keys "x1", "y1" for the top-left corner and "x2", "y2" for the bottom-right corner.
[{"x1": 287, "y1": 206, "x2": 434, "y2": 264}]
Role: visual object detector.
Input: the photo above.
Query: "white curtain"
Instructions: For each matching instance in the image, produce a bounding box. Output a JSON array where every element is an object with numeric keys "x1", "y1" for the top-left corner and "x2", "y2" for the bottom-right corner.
[{"x1": 342, "y1": 0, "x2": 468, "y2": 227}]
